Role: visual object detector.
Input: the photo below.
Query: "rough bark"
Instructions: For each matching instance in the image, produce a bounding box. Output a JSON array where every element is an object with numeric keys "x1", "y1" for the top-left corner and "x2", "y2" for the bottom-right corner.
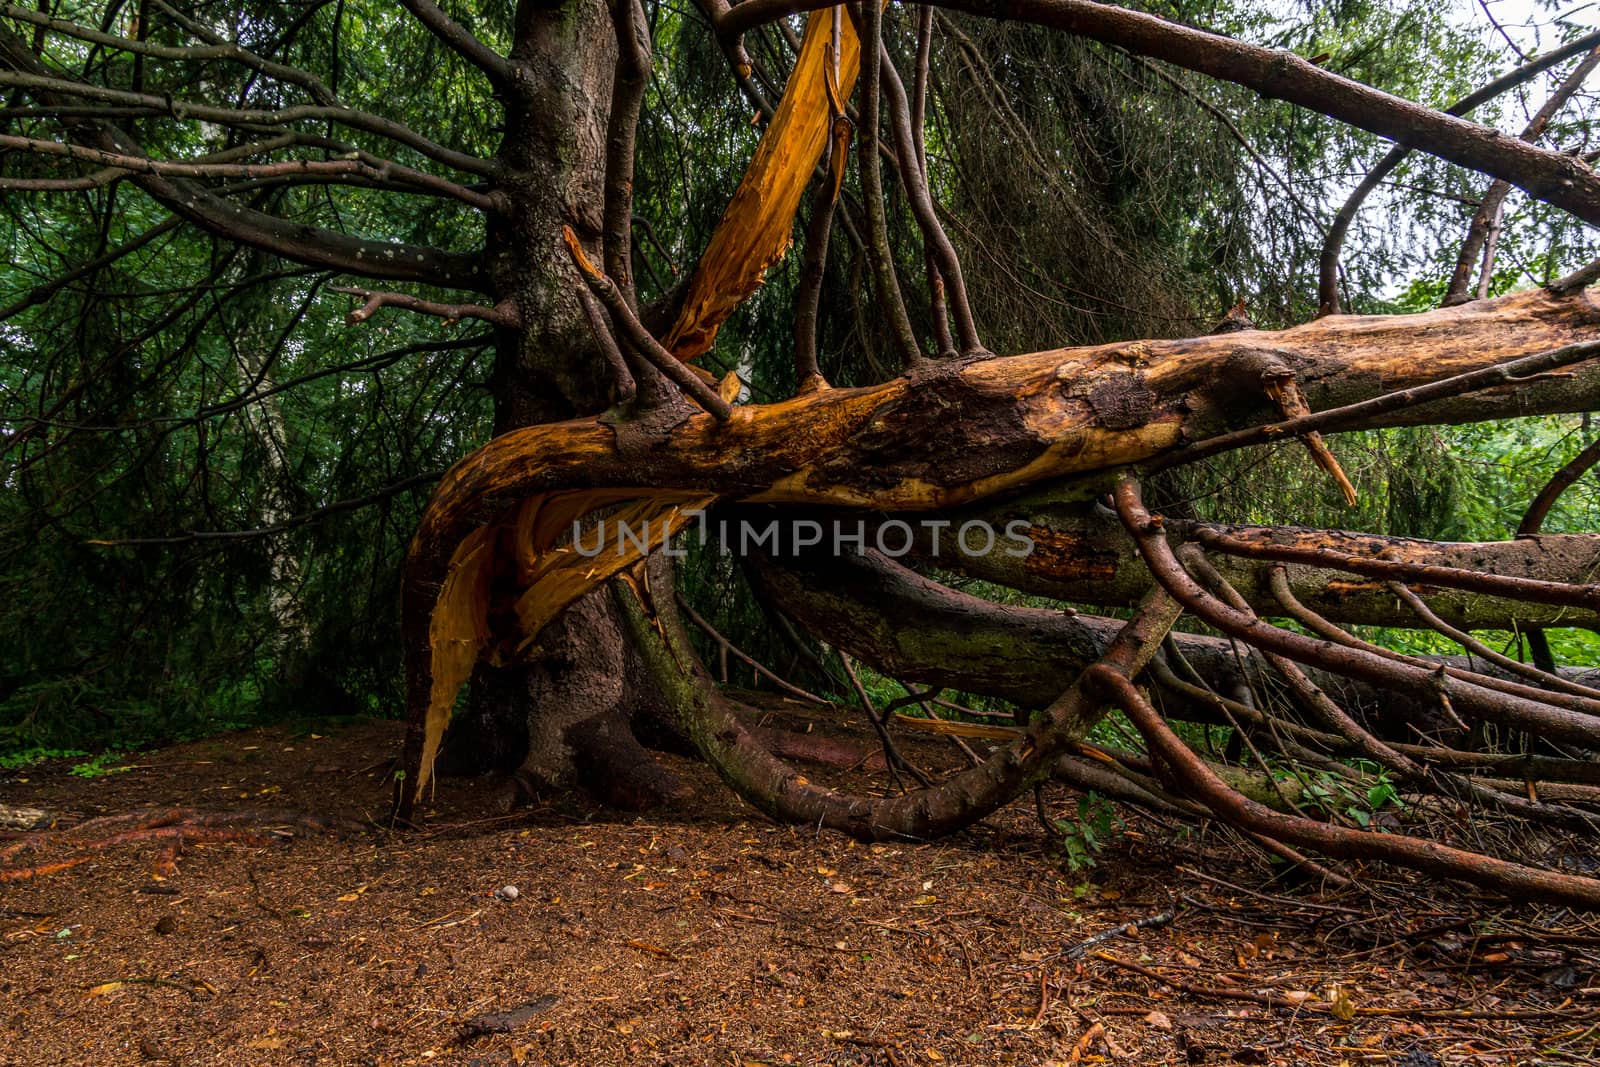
[
  {"x1": 408, "y1": 287, "x2": 1600, "y2": 541},
  {"x1": 615, "y1": 557, "x2": 1181, "y2": 842},
  {"x1": 743, "y1": 542, "x2": 1539, "y2": 740},
  {"x1": 423, "y1": 0, "x2": 681, "y2": 807}
]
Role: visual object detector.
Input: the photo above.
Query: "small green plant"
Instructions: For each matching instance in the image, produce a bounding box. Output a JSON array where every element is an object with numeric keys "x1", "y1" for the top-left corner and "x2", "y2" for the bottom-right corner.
[
  {"x1": 1050, "y1": 791, "x2": 1122, "y2": 872},
  {"x1": 1297, "y1": 763, "x2": 1405, "y2": 828},
  {"x1": 0, "y1": 747, "x2": 88, "y2": 771},
  {"x1": 68, "y1": 750, "x2": 133, "y2": 779}
]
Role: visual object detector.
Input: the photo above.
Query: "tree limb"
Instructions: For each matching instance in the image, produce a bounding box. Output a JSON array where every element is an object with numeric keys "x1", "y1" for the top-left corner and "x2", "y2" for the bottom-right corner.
[
  {"x1": 0, "y1": 133, "x2": 495, "y2": 208},
  {"x1": 0, "y1": 69, "x2": 494, "y2": 177},
  {"x1": 1443, "y1": 46, "x2": 1600, "y2": 307},
  {"x1": 0, "y1": 3, "x2": 338, "y2": 105},
  {"x1": 1317, "y1": 28, "x2": 1600, "y2": 315},
  {"x1": 0, "y1": 25, "x2": 489, "y2": 290},
  {"x1": 331, "y1": 287, "x2": 519, "y2": 327}
]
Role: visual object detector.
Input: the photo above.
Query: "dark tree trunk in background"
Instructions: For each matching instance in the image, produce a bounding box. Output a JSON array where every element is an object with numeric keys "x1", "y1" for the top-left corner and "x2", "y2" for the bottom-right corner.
[{"x1": 431, "y1": 0, "x2": 685, "y2": 807}]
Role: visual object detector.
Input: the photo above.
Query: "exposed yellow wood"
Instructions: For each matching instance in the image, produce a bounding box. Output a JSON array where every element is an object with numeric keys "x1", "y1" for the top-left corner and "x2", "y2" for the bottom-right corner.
[
  {"x1": 891, "y1": 713, "x2": 1019, "y2": 739},
  {"x1": 417, "y1": 522, "x2": 497, "y2": 798},
  {"x1": 416, "y1": 489, "x2": 715, "y2": 804},
  {"x1": 663, "y1": 8, "x2": 861, "y2": 360},
  {"x1": 511, "y1": 492, "x2": 717, "y2": 651},
  {"x1": 403, "y1": 286, "x2": 1600, "y2": 811}
]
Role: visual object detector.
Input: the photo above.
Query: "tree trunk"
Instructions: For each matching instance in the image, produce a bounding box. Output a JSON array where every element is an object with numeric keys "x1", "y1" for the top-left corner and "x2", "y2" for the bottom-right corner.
[
  {"x1": 747, "y1": 544, "x2": 1600, "y2": 743},
  {"x1": 425, "y1": 0, "x2": 684, "y2": 809}
]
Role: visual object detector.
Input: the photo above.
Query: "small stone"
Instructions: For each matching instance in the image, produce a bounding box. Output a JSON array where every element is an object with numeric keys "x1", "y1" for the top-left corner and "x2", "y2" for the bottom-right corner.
[{"x1": 495, "y1": 885, "x2": 519, "y2": 902}]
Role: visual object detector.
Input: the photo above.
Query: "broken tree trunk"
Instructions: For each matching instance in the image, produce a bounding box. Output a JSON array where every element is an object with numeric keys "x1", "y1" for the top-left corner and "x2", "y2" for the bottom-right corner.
[{"x1": 397, "y1": 286, "x2": 1600, "y2": 816}]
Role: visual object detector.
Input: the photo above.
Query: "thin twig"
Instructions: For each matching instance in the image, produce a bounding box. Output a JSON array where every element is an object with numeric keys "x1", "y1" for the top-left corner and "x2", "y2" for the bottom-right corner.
[
  {"x1": 332, "y1": 287, "x2": 518, "y2": 327},
  {"x1": 562, "y1": 227, "x2": 732, "y2": 420}
]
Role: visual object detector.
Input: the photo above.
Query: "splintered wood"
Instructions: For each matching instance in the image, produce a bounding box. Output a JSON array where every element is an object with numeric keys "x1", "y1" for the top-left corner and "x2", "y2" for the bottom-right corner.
[
  {"x1": 413, "y1": 491, "x2": 716, "y2": 799},
  {"x1": 662, "y1": 9, "x2": 861, "y2": 360},
  {"x1": 412, "y1": 9, "x2": 854, "y2": 805}
]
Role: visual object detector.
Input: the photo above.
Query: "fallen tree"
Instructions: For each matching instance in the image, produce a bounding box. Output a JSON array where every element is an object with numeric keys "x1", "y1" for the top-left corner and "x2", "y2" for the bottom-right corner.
[
  {"x1": 7, "y1": 1, "x2": 1600, "y2": 908},
  {"x1": 380, "y1": 4, "x2": 1600, "y2": 907}
]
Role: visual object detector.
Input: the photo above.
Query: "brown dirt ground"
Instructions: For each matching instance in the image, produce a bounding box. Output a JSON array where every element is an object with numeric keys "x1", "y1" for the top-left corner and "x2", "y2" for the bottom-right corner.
[{"x1": 2, "y1": 717, "x2": 1597, "y2": 1067}]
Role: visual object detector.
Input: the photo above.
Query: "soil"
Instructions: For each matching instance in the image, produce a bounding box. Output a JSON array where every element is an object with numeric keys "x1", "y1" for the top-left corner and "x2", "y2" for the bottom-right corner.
[{"x1": 1, "y1": 716, "x2": 1596, "y2": 1067}]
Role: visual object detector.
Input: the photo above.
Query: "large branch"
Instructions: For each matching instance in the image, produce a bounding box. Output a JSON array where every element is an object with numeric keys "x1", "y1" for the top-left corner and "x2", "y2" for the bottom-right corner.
[
  {"x1": 905, "y1": 495, "x2": 1600, "y2": 630},
  {"x1": 743, "y1": 540, "x2": 1595, "y2": 731},
  {"x1": 594, "y1": 554, "x2": 1181, "y2": 840},
  {"x1": 399, "y1": 287, "x2": 1600, "y2": 773},
  {"x1": 719, "y1": 0, "x2": 1600, "y2": 226},
  {"x1": 408, "y1": 287, "x2": 1600, "y2": 541}
]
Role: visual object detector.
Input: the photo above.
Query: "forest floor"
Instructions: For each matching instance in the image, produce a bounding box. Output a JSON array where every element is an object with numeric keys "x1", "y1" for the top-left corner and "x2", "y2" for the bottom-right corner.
[{"x1": 1, "y1": 713, "x2": 1597, "y2": 1067}]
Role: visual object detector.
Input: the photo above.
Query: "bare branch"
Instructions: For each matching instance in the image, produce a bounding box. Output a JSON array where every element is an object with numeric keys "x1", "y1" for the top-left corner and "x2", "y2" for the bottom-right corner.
[
  {"x1": 604, "y1": 0, "x2": 651, "y2": 306},
  {"x1": 1443, "y1": 46, "x2": 1600, "y2": 306},
  {"x1": 562, "y1": 226, "x2": 733, "y2": 420},
  {"x1": 574, "y1": 282, "x2": 645, "y2": 405},
  {"x1": 1521, "y1": 434, "x2": 1600, "y2": 539},
  {"x1": 1517, "y1": 430, "x2": 1600, "y2": 675},
  {"x1": 395, "y1": 0, "x2": 512, "y2": 86},
  {"x1": 878, "y1": 39, "x2": 985, "y2": 355},
  {"x1": 1, "y1": 2, "x2": 338, "y2": 105},
  {"x1": 131, "y1": 171, "x2": 485, "y2": 289},
  {"x1": 331, "y1": 286, "x2": 518, "y2": 327},
  {"x1": 794, "y1": 153, "x2": 840, "y2": 391},
  {"x1": 0, "y1": 70, "x2": 494, "y2": 177},
  {"x1": 0, "y1": 133, "x2": 495, "y2": 208},
  {"x1": 1552, "y1": 256, "x2": 1600, "y2": 295},
  {"x1": 1315, "y1": 31, "x2": 1600, "y2": 313},
  {"x1": 1383, "y1": 579, "x2": 1600, "y2": 702},
  {"x1": 851, "y1": 0, "x2": 923, "y2": 370},
  {"x1": 1091, "y1": 666, "x2": 1600, "y2": 911}
]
